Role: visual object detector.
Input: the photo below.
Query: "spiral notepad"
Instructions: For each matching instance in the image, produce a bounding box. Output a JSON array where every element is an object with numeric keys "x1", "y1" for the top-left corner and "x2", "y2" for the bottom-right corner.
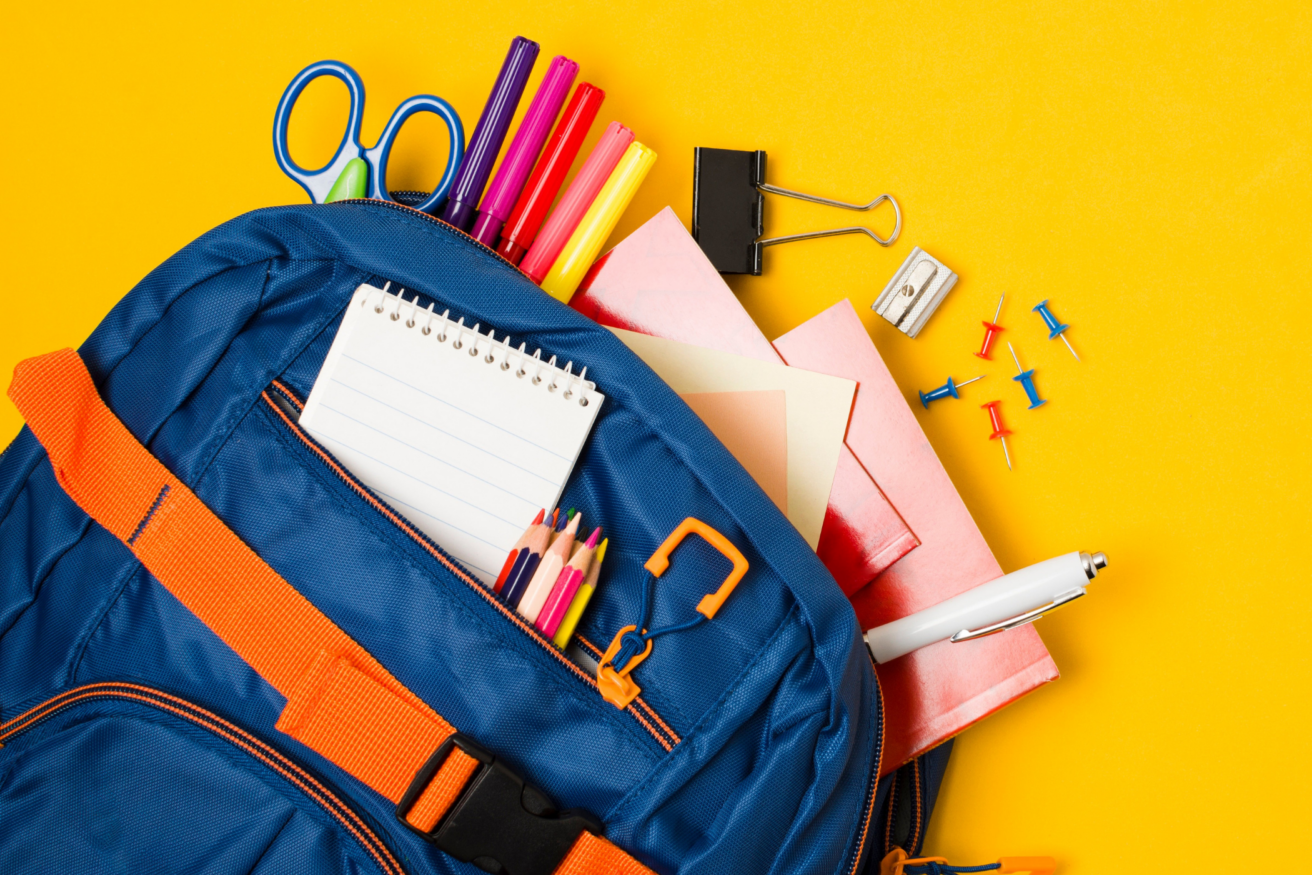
[{"x1": 300, "y1": 283, "x2": 605, "y2": 584}]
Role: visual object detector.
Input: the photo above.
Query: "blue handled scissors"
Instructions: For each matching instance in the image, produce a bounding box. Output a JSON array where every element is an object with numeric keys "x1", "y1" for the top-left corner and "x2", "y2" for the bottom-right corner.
[{"x1": 273, "y1": 60, "x2": 465, "y2": 214}]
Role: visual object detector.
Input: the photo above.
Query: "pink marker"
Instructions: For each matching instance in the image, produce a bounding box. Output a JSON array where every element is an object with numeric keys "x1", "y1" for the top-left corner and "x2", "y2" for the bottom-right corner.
[
  {"x1": 521, "y1": 122, "x2": 634, "y2": 284},
  {"x1": 536, "y1": 527, "x2": 602, "y2": 638},
  {"x1": 471, "y1": 56, "x2": 579, "y2": 248}
]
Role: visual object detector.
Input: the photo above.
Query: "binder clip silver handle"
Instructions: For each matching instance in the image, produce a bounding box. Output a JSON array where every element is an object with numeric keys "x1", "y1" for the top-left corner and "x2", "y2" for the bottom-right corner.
[{"x1": 755, "y1": 185, "x2": 902, "y2": 248}]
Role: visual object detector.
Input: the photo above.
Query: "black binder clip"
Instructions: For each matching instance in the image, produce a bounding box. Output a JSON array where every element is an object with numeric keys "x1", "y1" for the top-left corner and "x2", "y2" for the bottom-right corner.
[{"x1": 691, "y1": 148, "x2": 901, "y2": 275}]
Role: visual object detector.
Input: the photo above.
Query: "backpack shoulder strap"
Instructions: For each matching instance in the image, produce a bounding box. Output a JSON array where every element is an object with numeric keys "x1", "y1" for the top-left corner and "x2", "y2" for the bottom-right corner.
[{"x1": 9, "y1": 348, "x2": 650, "y2": 875}]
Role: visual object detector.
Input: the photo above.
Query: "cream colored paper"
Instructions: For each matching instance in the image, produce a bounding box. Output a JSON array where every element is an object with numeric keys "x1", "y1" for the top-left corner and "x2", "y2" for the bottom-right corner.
[{"x1": 611, "y1": 328, "x2": 854, "y2": 548}]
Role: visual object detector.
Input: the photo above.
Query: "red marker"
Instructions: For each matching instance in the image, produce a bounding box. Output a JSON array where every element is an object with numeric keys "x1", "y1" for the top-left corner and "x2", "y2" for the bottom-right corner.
[
  {"x1": 496, "y1": 83, "x2": 605, "y2": 266},
  {"x1": 495, "y1": 509, "x2": 545, "y2": 593}
]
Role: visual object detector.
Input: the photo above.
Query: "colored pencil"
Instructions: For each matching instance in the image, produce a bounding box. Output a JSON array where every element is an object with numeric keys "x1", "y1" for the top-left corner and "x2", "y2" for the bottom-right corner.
[
  {"x1": 552, "y1": 537, "x2": 607, "y2": 649},
  {"x1": 537, "y1": 527, "x2": 601, "y2": 637},
  {"x1": 548, "y1": 507, "x2": 572, "y2": 546},
  {"x1": 501, "y1": 517, "x2": 553, "y2": 607},
  {"x1": 517, "y1": 512, "x2": 580, "y2": 623},
  {"x1": 494, "y1": 509, "x2": 545, "y2": 593}
]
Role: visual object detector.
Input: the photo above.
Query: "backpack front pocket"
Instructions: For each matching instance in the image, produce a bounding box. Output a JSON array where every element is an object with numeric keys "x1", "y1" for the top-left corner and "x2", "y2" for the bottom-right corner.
[{"x1": 0, "y1": 683, "x2": 405, "y2": 875}]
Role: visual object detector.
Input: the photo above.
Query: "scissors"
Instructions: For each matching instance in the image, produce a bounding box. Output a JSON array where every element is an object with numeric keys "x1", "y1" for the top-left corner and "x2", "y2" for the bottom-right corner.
[{"x1": 273, "y1": 60, "x2": 465, "y2": 214}]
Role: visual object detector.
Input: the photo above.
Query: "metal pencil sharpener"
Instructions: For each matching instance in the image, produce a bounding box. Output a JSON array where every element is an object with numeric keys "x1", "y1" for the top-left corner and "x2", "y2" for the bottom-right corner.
[{"x1": 872, "y1": 248, "x2": 958, "y2": 338}]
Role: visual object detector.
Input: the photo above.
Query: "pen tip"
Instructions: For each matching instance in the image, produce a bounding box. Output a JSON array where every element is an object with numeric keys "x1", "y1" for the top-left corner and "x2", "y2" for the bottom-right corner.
[
  {"x1": 532, "y1": 508, "x2": 545, "y2": 526},
  {"x1": 564, "y1": 512, "x2": 582, "y2": 534},
  {"x1": 586, "y1": 526, "x2": 601, "y2": 548}
]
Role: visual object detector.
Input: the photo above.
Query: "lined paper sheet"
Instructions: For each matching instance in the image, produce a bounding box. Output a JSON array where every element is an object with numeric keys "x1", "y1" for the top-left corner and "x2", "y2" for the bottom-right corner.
[{"x1": 300, "y1": 284, "x2": 604, "y2": 584}]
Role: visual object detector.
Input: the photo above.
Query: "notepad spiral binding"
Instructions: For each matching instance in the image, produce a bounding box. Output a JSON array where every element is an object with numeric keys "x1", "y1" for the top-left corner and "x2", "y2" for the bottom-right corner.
[{"x1": 365, "y1": 283, "x2": 597, "y2": 406}]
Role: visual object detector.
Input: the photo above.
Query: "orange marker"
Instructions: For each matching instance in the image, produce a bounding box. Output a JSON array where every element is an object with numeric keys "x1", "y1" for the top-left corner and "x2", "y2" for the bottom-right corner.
[
  {"x1": 517, "y1": 511, "x2": 580, "y2": 624},
  {"x1": 494, "y1": 509, "x2": 545, "y2": 593},
  {"x1": 537, "y1": 527, "x2": 601, "y2": 637}
]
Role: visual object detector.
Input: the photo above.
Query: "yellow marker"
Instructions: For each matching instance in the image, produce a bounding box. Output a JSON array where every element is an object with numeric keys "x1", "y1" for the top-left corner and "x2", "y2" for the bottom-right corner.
[
  {"x1": 552, "y1": 538, "x2": 607, "y2": 648},
  {"x1": 540, "y1": 143, "x2": 657, "y2": 303}
]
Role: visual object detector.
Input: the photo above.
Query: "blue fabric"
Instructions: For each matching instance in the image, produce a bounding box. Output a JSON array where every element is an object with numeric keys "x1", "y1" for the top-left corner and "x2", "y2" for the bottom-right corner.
[{"x1": 0, "y1": 202, "x2": 883, "y2": 875}]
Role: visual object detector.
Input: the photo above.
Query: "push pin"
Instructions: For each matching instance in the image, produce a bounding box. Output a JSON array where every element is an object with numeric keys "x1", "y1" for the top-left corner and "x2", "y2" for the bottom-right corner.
[
  {"x1": 981, "y1": 400, "x2": 1013, "y2": 470},
  {"x1": 1032, "y1": 299, "x2": 1079, "y2": 361},
  {"x1": 919, "y1": 375, "x2": 985, "y2": 409},
  {"x1": 691, "y1": 148, "x2": 901, "y2": 275},
  {"x1": 974, "y1": 294, "x2": 1005, "y2": 360},
  {"x1": 1008, "y1": 342, "x2": 1047, "y2": 409}
]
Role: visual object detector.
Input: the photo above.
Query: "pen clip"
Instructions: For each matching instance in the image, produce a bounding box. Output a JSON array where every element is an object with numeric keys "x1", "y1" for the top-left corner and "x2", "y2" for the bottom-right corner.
[{"x1": 949, "y1": 587, "x2": 1086, "y2": 643}]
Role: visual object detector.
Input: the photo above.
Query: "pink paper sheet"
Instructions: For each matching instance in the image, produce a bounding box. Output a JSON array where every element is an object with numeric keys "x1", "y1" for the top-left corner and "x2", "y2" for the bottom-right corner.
[{"x1": 773, "y1": 300, "x2": 1059, "y2": 774}]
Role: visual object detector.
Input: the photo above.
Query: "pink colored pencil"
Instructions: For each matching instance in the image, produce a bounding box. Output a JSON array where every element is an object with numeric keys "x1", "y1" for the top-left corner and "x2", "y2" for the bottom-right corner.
[
  {"x1": 537, "y1": 527, "x2": 601, "y2": 637},
  {"x1": 520, "y1": 121, "x2": 634, "y2": 284}
]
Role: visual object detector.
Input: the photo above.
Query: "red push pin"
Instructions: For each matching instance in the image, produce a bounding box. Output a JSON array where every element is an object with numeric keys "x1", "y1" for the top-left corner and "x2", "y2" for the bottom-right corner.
[
  {"x1": 981, "y1": 400, "x2": 1013, "y2": 470},
  {"x1": 974, "y1": 294, "x2": 1005, "y2": 360}
]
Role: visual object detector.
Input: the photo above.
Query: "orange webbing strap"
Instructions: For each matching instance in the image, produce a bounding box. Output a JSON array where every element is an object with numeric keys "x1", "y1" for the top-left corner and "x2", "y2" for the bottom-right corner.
[{"x1": 9, "y1": 350, "x2": 652, "y2": 875}]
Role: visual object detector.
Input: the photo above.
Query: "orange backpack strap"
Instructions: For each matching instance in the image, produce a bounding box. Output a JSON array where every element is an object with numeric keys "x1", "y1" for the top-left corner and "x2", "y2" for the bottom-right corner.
[{"x1": 9, "y1": 349, "x2": 652, "y2": 875}]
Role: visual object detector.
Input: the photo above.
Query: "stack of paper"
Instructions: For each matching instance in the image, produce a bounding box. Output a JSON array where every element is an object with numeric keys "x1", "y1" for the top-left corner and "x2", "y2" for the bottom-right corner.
[
  {"x1": 574, "y1": 209, "x2": 1060, "y2": 775},
  {"x1": 775, "y1": 301, "x2": 1059, "y2": 772},
  {"x1": 575, "y1": 207, "x2": 918, "y2": 590}
]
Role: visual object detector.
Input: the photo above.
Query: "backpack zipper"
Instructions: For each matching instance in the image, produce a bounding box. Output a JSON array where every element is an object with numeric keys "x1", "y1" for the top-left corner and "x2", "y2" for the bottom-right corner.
[
  {"x1": 261, "y1": 381, "x2": 680, "y2": 753},
  {"x1": 0, "y1": 682, "x2": 406, "y2": 875},
  {"x1": 848, "y1": 646, "x2": 886, "y2": 875},
  {"x1": 882, "y1": 757, "x2": 923, "y2": 861},
  {"x1": 328, "y1": 197, "x2": 532, "y2": 277}
]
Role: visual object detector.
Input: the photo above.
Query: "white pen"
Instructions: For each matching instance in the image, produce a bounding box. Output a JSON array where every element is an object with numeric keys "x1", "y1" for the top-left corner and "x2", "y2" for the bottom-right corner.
[{"x1": 865, "y1": 551, "x2": 1109, "y2": 663}]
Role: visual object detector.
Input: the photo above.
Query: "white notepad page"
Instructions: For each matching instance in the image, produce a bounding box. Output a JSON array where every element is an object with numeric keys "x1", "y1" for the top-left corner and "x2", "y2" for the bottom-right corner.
[{"x1": 300, "y1": 284, "x2": 605, "y2": 584}]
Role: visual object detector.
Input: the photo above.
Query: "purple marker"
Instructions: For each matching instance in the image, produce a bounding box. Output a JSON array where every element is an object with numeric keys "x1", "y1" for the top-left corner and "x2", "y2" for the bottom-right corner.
[
  {"x1": 440, "y1": 36, "x2": 539, "y2": 232},
  {"x1": 471, "y1": 56, "x2": 579, "y2": 248}
]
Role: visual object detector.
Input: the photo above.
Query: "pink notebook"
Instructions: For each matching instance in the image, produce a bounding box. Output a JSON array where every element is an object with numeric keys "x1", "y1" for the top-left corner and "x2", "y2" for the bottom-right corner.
[
  {"x1": 573, "y1": 208, "x2": 917, "y2": 590},
  {"x1": 774, "y1": 300, "x2": 1059, "y2": 774}
]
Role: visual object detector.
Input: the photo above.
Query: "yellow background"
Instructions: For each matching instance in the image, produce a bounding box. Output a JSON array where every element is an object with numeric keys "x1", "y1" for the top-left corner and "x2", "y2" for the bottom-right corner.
[{"x1": 4, "y1": 2, "x2": 1310, "y2": 871}]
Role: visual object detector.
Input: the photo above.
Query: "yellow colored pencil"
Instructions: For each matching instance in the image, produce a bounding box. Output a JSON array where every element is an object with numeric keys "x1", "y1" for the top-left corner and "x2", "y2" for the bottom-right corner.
[{"x1": 552, "y1": 538, "x2": 608, "y2": 649}]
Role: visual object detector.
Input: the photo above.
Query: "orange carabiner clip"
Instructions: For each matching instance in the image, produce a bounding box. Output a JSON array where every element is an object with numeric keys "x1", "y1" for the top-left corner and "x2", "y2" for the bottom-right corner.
[
  {"x1": 644, "y1": 518, "x2": 749, "y2": 619},
  {"x1": 597, "y1": 518, "x2": 750, "y2": 709}
]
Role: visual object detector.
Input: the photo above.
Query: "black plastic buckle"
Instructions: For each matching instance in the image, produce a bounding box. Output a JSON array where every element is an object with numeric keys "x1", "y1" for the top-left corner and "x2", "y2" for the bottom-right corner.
[{"x1": 396, "y1": 733, "x2": 603, "y2": 875}]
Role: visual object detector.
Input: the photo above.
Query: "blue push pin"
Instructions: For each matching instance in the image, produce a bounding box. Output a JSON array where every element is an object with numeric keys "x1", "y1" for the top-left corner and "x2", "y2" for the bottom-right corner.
[
  {"x1": 919, "y1": 375, "x2": 985, "y2": 409},
  {"x1": 1032, "y1": 299, "x2": 1080, "y2": 361},
  {"x1": 1008, "y1": 342, "x2": 1047, "y2": 409}
]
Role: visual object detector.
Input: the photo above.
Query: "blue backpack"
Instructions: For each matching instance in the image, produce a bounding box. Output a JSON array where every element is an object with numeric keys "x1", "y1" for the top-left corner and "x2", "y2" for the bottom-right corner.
[{"x1": 0, "y1": 202, "x2": 950, "y2": 875}]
